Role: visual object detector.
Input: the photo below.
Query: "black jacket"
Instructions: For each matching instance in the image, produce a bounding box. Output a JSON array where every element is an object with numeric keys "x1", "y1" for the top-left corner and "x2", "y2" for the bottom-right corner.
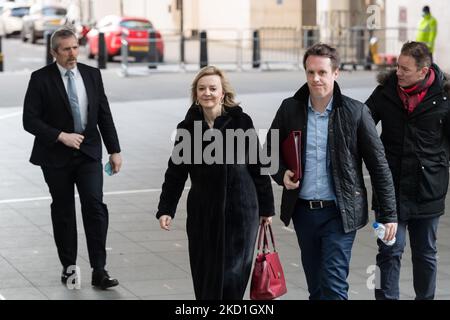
[
  {"x1": 366, "y1": 65, "x2": 450, "y2": 221},
  {"x1": 267, "y1": 82, "x2": 397, "y2": 233},
  {"x1": 157, "y1": 105, "x2": 274, "y2": 299},
  {"x1": 23, "y1": 62, "x2": 121, "y2": 167}
]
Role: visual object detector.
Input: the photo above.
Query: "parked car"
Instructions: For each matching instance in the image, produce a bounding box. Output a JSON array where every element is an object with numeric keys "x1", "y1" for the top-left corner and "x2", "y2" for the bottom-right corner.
[
  {"x1": 21, "y1": 4, "x2": 67, "y2": 43},
  {"x1": 86, "y1": 15, "x2": 164, "y2": 62},
  {"x1": 1, "y1": 4, "x2": 30, "y2": 37}
]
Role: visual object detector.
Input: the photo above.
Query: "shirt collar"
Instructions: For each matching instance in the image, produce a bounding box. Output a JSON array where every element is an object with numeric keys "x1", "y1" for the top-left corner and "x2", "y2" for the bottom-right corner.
[
  {"x1": 56, "y1": 63, "x2": 78, "y2": 78},
  {"x1": 308, "y1": 96, "x2": 333, "y2": 114}
]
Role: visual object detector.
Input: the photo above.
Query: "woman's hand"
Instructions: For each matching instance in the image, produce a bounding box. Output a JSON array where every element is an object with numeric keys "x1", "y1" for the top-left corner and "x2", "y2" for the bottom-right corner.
[
  {"x1": 260, "y1": 216, "x2": 273, "y2": 226},
  {"x1": 159, "y1": 215, "x2": 172, "y2": 231}
]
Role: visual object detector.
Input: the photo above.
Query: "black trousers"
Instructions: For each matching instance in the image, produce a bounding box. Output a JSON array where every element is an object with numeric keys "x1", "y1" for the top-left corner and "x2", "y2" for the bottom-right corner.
[{"x1": 41, "y1": 152, "x2": 109, "y2": 270}]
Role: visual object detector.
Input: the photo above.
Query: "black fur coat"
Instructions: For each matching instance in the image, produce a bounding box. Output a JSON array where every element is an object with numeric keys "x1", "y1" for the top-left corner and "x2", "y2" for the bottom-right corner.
[{"x1": 157, "y1": 105, "x2": 275, "y2": 299}]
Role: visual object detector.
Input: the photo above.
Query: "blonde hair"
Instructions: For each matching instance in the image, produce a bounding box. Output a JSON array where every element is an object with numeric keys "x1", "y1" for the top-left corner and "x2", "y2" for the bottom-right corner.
[{"x1": 191, "y1": 66, "x2": 238, "y2": 108}]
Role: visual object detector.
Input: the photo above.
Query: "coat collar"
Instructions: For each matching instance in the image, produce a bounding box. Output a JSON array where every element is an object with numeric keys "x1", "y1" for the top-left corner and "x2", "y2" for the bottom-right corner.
[
  {"x1": 50, "y1": 62, "x2": 71, "y2": 115},
  {"x1": 378, "y1": 64, "x2": 449, "y2": 96},
  {"x1": 293, "y1": 81, "x2": 344, "y2": 111},
  {"x1": 184, "y1": 104, "x2": 243, "y2": 123},
  {"x1": 50, "y1": 62, "x2": 94, "y2": 118},
  {"x1": 77, "y1": 63, "x2": 94, "y2": 112},
  {"x1": 378, "y1": 64, "x2": 449, "y2": 117},
  {"x1": 55, "y1": 63, "x2": 79, "y2": 78}
]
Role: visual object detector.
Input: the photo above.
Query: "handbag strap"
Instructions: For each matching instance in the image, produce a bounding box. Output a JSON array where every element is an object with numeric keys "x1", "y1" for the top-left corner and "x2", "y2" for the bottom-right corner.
[
  {"x1": 266, "y1": 224, "x2": 277, "y2": 252},
  {"x1": 256, "y1": 223, "x2": 277, "y2": 253},
  {"x1": 256, "y1": 223, "x2": 265, "y2": 252}
]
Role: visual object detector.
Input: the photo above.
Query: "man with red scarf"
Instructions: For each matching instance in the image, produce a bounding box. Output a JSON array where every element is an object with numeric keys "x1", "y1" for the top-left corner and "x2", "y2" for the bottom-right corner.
[{"x1": 366, "y1": 41, "x2": 450, "y2": 300}]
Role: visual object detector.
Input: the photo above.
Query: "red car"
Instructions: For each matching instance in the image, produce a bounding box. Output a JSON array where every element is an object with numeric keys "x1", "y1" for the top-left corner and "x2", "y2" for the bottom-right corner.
[{"x1": 86, "y1": 15, "x2": 164, "y2": 62}]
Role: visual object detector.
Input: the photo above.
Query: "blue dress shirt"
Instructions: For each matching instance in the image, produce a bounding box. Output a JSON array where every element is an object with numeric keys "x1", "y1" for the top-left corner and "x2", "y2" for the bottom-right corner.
[{"x1": 299, "y1": 97, "x2": 336, "y2": 201}]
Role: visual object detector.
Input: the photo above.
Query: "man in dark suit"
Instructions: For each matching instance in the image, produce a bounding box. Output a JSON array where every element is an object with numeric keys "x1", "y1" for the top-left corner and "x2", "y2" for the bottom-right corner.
[{"x1": 23, "y1": 28, "x2": 122, "y2": 290}]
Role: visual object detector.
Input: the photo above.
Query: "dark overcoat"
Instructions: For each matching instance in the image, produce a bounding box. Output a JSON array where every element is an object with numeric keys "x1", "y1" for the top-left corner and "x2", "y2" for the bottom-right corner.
[
  {"x1": 267, "y1": 82, "x2": 397, "y2": 232},
  {"x1": 157, "y1": 105, "x2": 274, "y2": 300},
  {"x1": 366, "y1": 65, "x2": 450, "y2": 221}
]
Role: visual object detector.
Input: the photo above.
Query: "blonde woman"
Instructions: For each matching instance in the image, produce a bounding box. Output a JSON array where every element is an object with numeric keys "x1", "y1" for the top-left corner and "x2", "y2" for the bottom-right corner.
[{"x1": 157, "y1": 66, "x2": 274, "y2": 300}]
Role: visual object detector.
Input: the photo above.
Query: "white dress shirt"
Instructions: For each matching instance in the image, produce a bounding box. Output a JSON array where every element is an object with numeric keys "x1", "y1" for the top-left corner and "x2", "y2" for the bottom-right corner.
[{"x1": 56, "y1": 63, "x2": 89, "y2": 130}]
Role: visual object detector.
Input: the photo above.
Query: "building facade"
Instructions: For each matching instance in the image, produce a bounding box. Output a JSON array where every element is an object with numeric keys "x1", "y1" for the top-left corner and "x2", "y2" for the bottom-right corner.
[
  {"x1": 383, "y1": 0, "x2": 449, "y2": 71},
  {"x1": 16, "y1": 0, "x2": 449, "y2": 71}
]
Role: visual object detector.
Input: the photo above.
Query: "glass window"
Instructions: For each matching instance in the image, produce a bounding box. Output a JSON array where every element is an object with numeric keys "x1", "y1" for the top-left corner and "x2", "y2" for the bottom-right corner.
[{"x1": 11, "y1": 7, "x2": 30, "y2": 17}]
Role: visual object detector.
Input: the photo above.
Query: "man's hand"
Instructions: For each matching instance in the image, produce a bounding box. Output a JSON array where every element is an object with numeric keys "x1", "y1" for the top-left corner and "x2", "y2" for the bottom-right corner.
[
  {"x1": 109, "y1": 153, "x2": 122, "y2": 174},
  {"x1": 383, "y1": 222, "x2": 398, "y2": 242},
  {"x1": 159, "y1": 215, "x2": 172, "y2": 231},
  {"x1": 283, "y1": 170, "x2": 300, "y2": 190},
  {"x1": 58, "y1": 132, "x2": 84, "y2": 149}
]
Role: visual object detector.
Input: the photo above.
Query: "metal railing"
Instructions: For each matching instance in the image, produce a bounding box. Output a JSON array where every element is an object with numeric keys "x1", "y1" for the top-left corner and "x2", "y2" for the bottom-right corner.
[
  {"x1": 117, "y1": 27, "x2": 316, "y2": 76},
  {"x1": 319, "y1": 26, "x2": 419, "y2": 70},
  {"x1": 115, "y1": 26, "x2": 415, "y2": 75}
]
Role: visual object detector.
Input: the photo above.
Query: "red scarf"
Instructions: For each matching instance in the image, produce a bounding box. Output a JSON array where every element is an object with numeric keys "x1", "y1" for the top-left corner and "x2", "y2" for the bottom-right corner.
[{"x1": 397, "y1": 68, "x2": 436, "y2": 114}]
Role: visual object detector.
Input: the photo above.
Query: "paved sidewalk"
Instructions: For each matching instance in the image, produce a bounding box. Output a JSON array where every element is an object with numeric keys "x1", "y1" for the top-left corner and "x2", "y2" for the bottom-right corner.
[{"x1": 1, "y1": 89, "x2": 450, "y2": 300}]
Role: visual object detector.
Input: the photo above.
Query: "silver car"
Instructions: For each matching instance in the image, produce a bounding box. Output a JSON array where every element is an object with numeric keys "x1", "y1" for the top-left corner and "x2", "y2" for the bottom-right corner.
[
  {"x1": 1, "y1": 5, "x2": 30, "y2": 37},
  {"x1": 21, "y1": 4, "x2": 67, "y2": 43}
]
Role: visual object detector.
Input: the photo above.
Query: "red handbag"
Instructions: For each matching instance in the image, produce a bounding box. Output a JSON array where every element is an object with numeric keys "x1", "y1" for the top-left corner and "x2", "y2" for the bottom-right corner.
[{"x1": 250, "y1": 223, "x2": 287, "y2": 300}]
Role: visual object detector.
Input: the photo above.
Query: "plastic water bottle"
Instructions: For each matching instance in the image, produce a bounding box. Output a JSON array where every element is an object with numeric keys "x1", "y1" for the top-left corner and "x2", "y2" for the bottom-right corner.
[
  {"x1": 104, "y1": 162, "x2": 113, "y2": 176},
  {"x1": 373, "y1": 222, "x2": 396, "y2": 246}
]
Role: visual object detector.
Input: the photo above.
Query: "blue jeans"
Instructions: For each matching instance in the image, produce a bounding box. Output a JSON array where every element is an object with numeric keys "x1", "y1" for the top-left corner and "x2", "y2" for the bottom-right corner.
[
  {"x1": 292, "y1": 200, "x2": 356, "y2": 300},
  {"x1": 375, "y1": 216, "x2": 439, "y2": 300}
]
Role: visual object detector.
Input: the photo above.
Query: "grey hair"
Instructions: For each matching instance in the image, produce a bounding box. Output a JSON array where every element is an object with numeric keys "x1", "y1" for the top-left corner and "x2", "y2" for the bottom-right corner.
[{"x1": 50, "y1": 27, "x2": 78, "y2": 52}]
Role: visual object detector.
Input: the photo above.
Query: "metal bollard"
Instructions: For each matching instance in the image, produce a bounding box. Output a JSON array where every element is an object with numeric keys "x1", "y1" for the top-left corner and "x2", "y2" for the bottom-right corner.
[
  {"x1": 0, "y1": 35, "x2": 3, "y2": 72},
  {"x1": 98, "y1": 32, "x2": 107, "y2": 69},
  {"x1": 148, "y1": 29, "x2": 157, "y2": 69},
  {"x1": 365, "y1": 30, "x2": 375, "y2": 70},
  {"x1": 45, "y1": 31, "x2": 53, "y2": 65},
  {"x1": 356, "y1": 28, "x2": 365, "y2": 65},
  {"x1": 252, "y1": 30, "x2": 261, "y2": 69},
  {"x1": 180, "y1": 33, "x2": 185, "y2": 66},
  {"x1": 199, "y1": 31, "x2": 208, "y2": 68}
]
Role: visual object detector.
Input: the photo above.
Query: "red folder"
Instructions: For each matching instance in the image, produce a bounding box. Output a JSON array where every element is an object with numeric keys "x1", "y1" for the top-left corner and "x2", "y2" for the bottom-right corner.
[{"x1": 281, "y1": 131, "x2": 302, "y2": 182}]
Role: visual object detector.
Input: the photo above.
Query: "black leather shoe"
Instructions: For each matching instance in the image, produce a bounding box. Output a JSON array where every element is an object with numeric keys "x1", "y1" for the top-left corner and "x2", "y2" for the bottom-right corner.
[{"x1": 91, "y1": 269, "x2": 119, "y2": 290}]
